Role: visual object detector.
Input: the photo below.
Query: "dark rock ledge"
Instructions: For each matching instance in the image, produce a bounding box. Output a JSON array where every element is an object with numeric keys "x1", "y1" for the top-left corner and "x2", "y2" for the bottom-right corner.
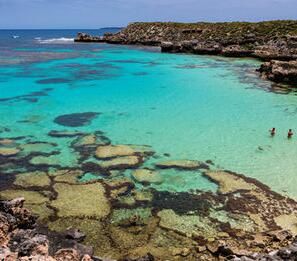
[{"x1": 75, "y1": 21, "x2": 297, "y2": 86}]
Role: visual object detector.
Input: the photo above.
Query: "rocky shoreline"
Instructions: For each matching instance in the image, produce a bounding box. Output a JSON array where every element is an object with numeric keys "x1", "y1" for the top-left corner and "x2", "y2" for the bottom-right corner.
[
  {"x1": 75, "y1": 21, "x2": 297, "y2": 86},
  {"x1": 1, "y1": 185, "x2": 297, "y2": 260},
  {"x1": 1, "y1": 124, "x2": 297, "y2": 260},
  {"x1": 0, "y1": 197, "x2": 155, "y2": 261}
]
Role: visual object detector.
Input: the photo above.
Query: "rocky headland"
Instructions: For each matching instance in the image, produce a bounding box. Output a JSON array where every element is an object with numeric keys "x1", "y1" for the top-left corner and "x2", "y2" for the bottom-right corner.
[{"x1": 75, "y1": 21, "x2": 297, "y2": 85}]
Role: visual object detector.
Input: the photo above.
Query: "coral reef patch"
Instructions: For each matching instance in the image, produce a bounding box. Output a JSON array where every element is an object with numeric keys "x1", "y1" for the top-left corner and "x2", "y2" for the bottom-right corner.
[{"x1": 54, "y1": 112, "x2": 100, "y2": 127}]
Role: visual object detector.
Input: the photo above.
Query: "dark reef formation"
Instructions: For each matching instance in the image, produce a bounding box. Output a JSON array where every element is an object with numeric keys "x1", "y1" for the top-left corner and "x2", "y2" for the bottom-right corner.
[
  {"x1": 54, "y1": 112, "x2": 100, "y2": 127},
  {"x1": 75, "y1": 21, "x2": 297, "y2": 86}
]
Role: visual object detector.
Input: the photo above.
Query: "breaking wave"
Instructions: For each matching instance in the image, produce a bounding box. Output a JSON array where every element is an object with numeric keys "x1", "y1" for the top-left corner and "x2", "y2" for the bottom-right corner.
[{"x1": 37, "y1": 37, "x2": 74, "y2": 44}]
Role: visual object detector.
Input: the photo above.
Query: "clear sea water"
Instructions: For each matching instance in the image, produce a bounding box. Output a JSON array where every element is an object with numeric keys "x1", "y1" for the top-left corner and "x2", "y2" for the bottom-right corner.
[{"x1": 1, "y1": 29, "x2": 297, "y2": 198}]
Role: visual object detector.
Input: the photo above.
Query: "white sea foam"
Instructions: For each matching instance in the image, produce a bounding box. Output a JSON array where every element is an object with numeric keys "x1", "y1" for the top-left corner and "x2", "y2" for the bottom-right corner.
[{"x1": 37, "y1": 37, "x2": 74, "y2": 44}]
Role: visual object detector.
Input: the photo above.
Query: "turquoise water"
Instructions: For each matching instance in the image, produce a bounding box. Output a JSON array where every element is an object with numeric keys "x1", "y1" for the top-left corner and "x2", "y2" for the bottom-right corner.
[{"x1": 1, "y1": 31, "x2": 297, "y2": 198}]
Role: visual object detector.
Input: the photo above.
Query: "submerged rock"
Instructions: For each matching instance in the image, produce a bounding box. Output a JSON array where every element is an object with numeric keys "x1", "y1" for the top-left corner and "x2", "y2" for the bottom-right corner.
[
  {"x1": 72, "y1": 133, "x2": 109, "y2": 148},
  {"x1": 111, "y1": 208, "x2": 152, "y2": 227},
  {"x1": 73, "y1": 134, "x2": 97, "y2": 147},
  {"x1": 48, "y1": 130, "x2": 85, "y2": 137},
  {"x1": 0, "y1": 147, "x2": 20, "y2": 157},
  {"x1": 0, "y1": 190, "x2": 48, "y2": 205},
  {"x1": 0, "y1": 139, "x2": 15, "y2": 146},
  {"x1": 54, "y1": 112, "x2": 99, "y2": 127},
  {"x1": 155, "y1": 160, "x2": 208, "y2": 170},
  {"x1": 275, "y1": 214, "x2": 297, "y2": 235},
  {"x1": 132, "y1": 189, "x2": 153, "y2": 202},
  {"x1": 157, "y1": 209, "x2": 218, "y2": 239},
  {"x1": 19, "y1": 142, "x2": 56, "y2": 154},
  {"x1": 204, "y1": 170, "x2": 257, "y2": 194},
  {"x1": 204, "y1": 170, "x2": 297, "y2": 234},
  {"x1": 104, "y1": 178, "x2": 135, "y2": 199},
  {"x1": 132, "y1": 169, "x2": 163, "y2": 185},
  {"x1": 51, "y1": 183, "x2": 110, "y2": 218},
  {"x1": 47, "y1": 217, "x2": 111, "y2": 259},
  {"x1": 51, "y1": 169, "x2": 83, "y2": 184},
  {"x1": 13, "y1": 171, "x2": 51, "y2": 188},
  {"x1": 95, "y1": 145, "x2": 136, "y2": 159},
  {"x1": 98, "y1": 156, "x2": 143, "y2": 170},
  {"x1": 29, "y1": 154, "x2": 62, "y2": 167},
  {"x1": 0, "y1": 191, "x2": 52, "y2": 222}
]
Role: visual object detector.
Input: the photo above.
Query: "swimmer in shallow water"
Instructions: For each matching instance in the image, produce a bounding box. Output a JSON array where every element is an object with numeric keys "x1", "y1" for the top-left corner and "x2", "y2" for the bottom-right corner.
[
  {"x1": 288, "y1": 129, "x2": 293, "y2": 139},
  {"x1": 270, "y1": 127, "x2": 276, "y2": 136}
]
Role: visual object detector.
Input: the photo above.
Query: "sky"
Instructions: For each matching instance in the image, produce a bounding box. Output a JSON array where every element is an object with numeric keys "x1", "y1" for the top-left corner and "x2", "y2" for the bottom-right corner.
[{"x1": 0, "y1": 0, "x2": 296, "y2": 29}]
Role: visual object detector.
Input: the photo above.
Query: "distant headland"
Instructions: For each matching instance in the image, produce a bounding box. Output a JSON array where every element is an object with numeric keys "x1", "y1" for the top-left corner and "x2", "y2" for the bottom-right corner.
[{"x1": 76, "y1": 21, "x2": 297, "y2": 86}]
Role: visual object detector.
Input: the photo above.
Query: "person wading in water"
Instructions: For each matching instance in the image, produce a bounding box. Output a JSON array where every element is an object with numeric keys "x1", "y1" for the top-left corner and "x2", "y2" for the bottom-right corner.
[
  {"x1": 270, "y1": 127, "x2": 276, "y2": 136},
  {"x1": 288, "y1": 129, "x2": 294, "y2": 139}
]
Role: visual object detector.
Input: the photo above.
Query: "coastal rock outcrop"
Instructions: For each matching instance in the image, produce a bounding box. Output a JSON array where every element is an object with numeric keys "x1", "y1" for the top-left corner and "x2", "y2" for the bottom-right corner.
[
  {"x1": 75, "y1": 21, "x2": 297, "y2": 85},
  {"x1": 258, "y1": 60, "x2": 297, "y2": 84},
  {"x1": 75, "y1": 33, "x2": 104, "y2": 43}
]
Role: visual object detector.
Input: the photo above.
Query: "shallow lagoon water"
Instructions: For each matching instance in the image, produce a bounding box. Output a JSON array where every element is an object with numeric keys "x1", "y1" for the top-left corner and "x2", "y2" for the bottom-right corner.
[{"x1": 1, "y1": 31, "x2": 297, "y2": 198}]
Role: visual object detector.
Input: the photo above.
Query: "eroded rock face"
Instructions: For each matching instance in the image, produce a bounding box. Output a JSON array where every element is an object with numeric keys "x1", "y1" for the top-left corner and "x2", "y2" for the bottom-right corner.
[
  {"x1": 258, "y1": 60, "x2": 297, "y2": 84},
  {"x1": 222, "y1": 45, "x2": 254, "y2": 57},
  {"x1": 160, "y1": 41, "x2": 181, "y2": 53}
]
